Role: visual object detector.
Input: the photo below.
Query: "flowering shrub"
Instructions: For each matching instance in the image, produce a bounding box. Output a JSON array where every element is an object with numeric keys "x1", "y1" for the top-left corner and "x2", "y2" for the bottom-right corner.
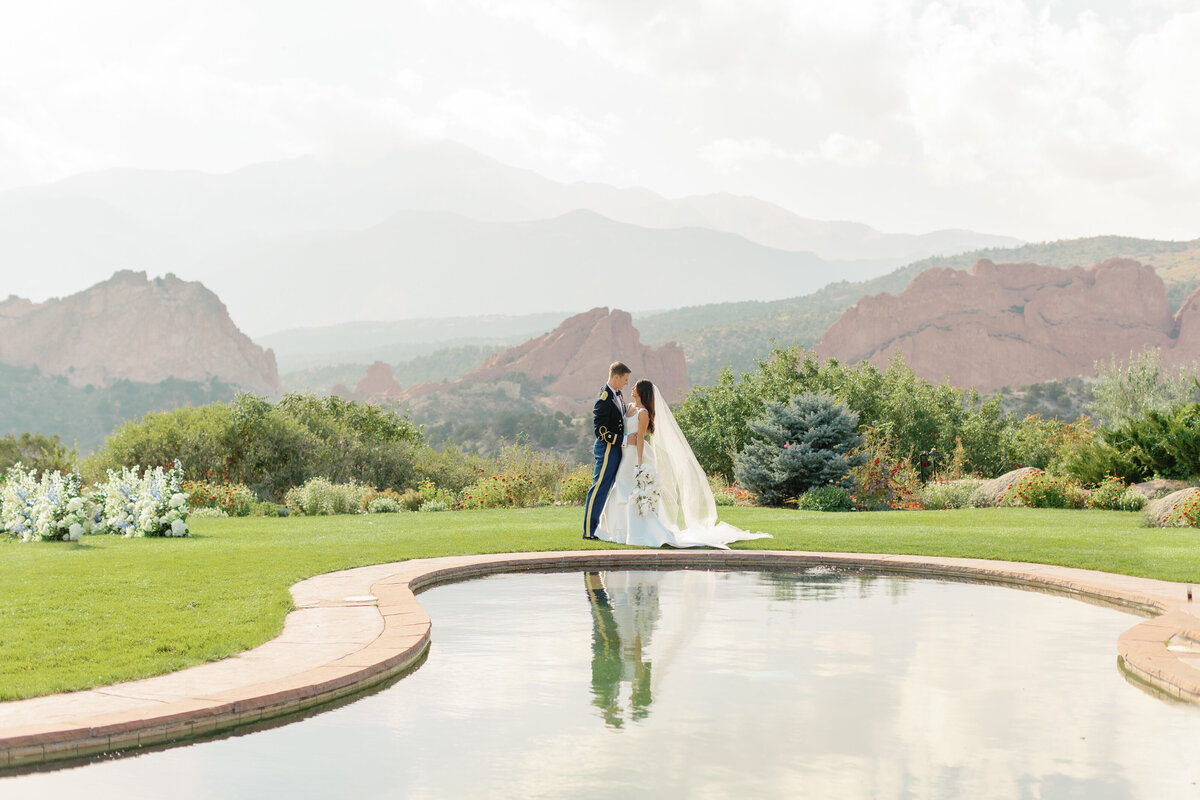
[
  {"x1": 416, "y1": 480, "x2": 456, "y2": 510},
  {"x1": 557, "y1": 466, "x2": 592, "y2": 505},
  {"x1": 1162, "y1": 492, "x2": 1200, "y2": 527},
  {"x1": 1000, "y1": 471, "x2": 1086, "y2": 509},
  {"x1": 795, "y1": 485, "x2": 854, "y2": 512},
  {"x1": 183, "y1": 480, "x2": 256, "y2": 517},
  {"x1": 1085, "y1": 475, "x2": 1147, "y2": 512},
  {"x1": 460, "y1": 473, "x2": 538, "y2": 509},
  {"x1": 847, "y1": 436, "x2": 921, "y2": 511}
]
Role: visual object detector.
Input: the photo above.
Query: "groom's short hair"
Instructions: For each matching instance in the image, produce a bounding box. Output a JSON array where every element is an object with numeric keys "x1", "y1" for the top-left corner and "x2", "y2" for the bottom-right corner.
[{"x1": 609, "y1": 361, "x2": 631, "y2": 378}]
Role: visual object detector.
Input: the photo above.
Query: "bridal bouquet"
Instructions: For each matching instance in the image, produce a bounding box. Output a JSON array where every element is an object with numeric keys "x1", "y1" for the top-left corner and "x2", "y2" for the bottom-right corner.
[{"x1": 630, "y1": 465, "x2": 661, "y2": 518}]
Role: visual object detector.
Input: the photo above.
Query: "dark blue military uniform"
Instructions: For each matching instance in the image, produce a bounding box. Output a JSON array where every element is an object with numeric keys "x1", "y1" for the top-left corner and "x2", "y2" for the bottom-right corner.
[{"x1": 583, "y1": 384, "x2": 625, "y2": 539}]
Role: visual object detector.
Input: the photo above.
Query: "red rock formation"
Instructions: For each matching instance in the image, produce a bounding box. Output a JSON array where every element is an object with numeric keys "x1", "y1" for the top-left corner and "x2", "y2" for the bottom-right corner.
[
  {"x1": 399, "y1": 307, "x2": 688, "y2": 411},
  {"x1": 0, "y1": 270, "x2": 280, "y2": 394},
  {"x1": 353, "y1": 361, "x2": 404, "y2": 399},
  {"x1": 814, "y1": 258, "x2": 1195, "y2": 390}
]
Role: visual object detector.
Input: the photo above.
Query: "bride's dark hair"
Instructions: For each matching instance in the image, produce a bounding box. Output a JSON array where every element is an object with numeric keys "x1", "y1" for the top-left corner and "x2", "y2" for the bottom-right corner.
[{"x1": 634, "y1": 379, "x2": 655, "y2": 434}]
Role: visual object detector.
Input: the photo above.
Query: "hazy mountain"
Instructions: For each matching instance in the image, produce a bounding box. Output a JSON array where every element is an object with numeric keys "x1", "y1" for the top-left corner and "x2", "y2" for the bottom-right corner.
[
  {"x1": 263, "y1": 313, "x2": 565, "y2": 372},
  {"x1": 210, "y1": 209, "x2": 892, "y2": 334},
  {"x1": 1, "y1": 140, "x2": 1019, "y2": 306}
]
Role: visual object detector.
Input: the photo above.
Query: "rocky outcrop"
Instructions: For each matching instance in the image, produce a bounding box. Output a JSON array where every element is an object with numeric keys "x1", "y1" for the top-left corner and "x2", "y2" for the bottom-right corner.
[
  {"x1": 813, "y1": 258, "x2": 1198, "y2": 391},
  {"x1": 0, "y1": 270, "x2": 280, "y2": 394},
  {"x1": 353, "y1": 361, "x2": 404, "y2": 399},
  {"x1": 394, "y1": 307, "x2": 688, "y2": 412}
]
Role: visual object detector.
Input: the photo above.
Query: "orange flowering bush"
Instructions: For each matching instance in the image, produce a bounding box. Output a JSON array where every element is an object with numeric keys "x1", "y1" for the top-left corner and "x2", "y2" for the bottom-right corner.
[
  {"x1": 460, "y1": 473, "x2": 538, "y2": 509},
  {"x1": 847, "y1": 433, "x2": 921, "y2": 510},
  {"x1": 1000, "y1": 471, "x2": 1086, "y2": 509},
  {"x1": 1163, "y1": 493, "x2": 1200, "y2": 527},
  {"x1": 182, "y1": 479, "x2": 255, "y2": 516}
]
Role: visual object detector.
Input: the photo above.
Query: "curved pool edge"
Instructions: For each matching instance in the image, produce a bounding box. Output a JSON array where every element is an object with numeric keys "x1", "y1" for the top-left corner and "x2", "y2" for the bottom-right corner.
[{"x1": 2, "y1": 549, "x2": 1198, "y2": 771}]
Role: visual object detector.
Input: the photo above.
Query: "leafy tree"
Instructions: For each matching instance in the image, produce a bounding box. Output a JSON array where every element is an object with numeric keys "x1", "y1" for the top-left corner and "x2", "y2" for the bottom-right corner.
[
  {"x1": 733, "y1": 393, "x2": 864, "y2": 505},
  {"x1": 1087, "y1": 348, "x2": 1200, "y2": 426},
  {"x1": 86, "y1": 393, "x2": 424, "y2": 500},
  {"x1": 0, "y1": 432, "x2": 77, "y2": 475}
]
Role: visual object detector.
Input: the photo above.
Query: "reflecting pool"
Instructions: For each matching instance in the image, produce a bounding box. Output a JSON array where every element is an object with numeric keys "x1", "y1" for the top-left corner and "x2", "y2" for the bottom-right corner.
[{"x1": 4, "y1": 569, "x2": 1200, "y2": 798}]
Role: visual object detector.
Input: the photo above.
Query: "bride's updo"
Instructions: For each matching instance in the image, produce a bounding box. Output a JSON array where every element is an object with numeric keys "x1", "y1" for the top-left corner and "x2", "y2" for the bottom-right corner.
[{"x1": 633, "y1": 379, "x2": 655, "y2": 434}]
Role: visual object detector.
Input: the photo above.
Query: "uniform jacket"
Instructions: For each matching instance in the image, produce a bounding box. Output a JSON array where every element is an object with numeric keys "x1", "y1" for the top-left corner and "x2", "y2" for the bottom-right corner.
[{"x1": 593, "y1": 385, "x2": 625, "y2": 446}]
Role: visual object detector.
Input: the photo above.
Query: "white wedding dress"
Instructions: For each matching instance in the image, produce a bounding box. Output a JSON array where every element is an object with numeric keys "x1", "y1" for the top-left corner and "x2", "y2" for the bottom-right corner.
[{"x1": 596, "y1": 387, "x2": 771, "y2": 549}]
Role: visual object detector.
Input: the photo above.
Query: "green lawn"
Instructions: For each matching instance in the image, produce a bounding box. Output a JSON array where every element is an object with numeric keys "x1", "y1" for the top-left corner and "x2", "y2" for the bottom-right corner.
[{"x1": 2, "y1": 506, "x2": 1197, "y2": 702}]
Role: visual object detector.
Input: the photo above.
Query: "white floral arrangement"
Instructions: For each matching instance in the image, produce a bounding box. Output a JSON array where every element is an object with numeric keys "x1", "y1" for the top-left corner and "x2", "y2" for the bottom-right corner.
[
  {"x1": 124, "y1": 460, "x2": 190, "y2": 538},
  {"x1": 1, "y1": 465, "x2": 92, "y2": 542},
  {"x1": 2, "y1": 460, "x2": 190, "y2": 542},
  {"x1": 629, "y1": 464, "x2": 661, "y2": 518}
]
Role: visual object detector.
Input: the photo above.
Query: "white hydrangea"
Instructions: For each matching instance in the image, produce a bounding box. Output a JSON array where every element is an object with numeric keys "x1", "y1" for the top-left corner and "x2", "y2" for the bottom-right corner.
[{"x1": 4, "y1": 460, "x2": 190, "y2": 543}]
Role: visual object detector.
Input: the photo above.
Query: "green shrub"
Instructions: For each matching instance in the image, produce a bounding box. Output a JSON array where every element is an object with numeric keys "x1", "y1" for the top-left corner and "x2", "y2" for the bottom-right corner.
[
  {"x1": 0, "y1": 432, "x2": 76, "y2": 475},
  {"x1": 557, "y1": 466, "x2": 592, "y2": 505},
  {"x1": 1085, "y1": 475, "x2": 1146, "y2": 512},
  {"x1": 920, "y1": 479, "x2": 984, "y2": 510},
  {"x1": 795, "y1": 485, "x2": 854, "y2": 512},
  {"x1": 189, "y1": 507, "x2": 228, "y2": 518},
  {"x1": 283, "y1": 478, "x2": 372, "y2": 516},
  {"x1": 1000, "y1": 472, "x2": 1086, "y2": 509},
  {"x1": 250, "y1": 501, "x2": 279, "y2": 517},
  {"x1": 397, "y1": 489, "x2": 424, "y2": 511},
  {"x1": 367, "y1": 496, "x2": 402, "y2": 513},
  {"x1": 419, "y1": 498, "x2": 449, "y2": 512},
  {"x1": 714, "y1": 492, "x2": 735, "y2": 507},
  {"x1": 87, "y1": 393, "x2": 422, "y2": 501},
  {"x1": 734, "y1": 392, "x2": 863, "y2": 506},
  {"x1": 412, "y1": 480, "x2": 456, "y2": 509}
]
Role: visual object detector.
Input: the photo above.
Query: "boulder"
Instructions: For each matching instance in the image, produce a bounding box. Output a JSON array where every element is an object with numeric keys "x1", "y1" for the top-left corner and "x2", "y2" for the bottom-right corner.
[
  {"x1": 1129, "y1": 479, "x2": 1192, "y2": 501},
  {"x1": 1143, "y1": 488, "x2": 1200, "y2": 527},
  {"x1": 974, "y1": 467, "x2": 1044, "y2": 507}
]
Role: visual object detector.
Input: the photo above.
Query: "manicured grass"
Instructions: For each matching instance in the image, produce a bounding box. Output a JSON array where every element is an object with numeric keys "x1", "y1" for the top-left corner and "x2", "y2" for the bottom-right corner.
[{"x1": 1, "y1": 506, "x2": 1197, "y2": 702}]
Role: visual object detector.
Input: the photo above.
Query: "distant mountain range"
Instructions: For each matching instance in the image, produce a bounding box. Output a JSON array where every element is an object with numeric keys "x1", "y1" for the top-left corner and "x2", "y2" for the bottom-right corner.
[{"x1": 0, "y1": 139, "x2": 1020, "y2": 334}]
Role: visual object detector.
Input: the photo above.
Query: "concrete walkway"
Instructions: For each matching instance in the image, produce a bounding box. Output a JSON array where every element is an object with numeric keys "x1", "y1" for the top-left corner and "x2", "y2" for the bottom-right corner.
[{"x1": 3, "y1": 549, "x2": 1199, "y2": 770}]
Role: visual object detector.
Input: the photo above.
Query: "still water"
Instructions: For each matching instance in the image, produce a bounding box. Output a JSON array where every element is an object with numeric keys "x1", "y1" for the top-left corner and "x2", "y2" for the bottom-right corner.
[{"x1": 5, "y1": 569, "x2": 1200, "y2": 799}]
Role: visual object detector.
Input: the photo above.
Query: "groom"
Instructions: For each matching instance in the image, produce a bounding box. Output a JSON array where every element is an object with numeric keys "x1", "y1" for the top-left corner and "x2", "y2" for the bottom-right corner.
[{"x1": 583, "y1": 361, "x2": 632, "y2": 540}]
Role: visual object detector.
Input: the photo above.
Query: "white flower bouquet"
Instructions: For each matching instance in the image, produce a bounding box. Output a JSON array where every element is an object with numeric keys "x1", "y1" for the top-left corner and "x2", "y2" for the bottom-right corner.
[{"x1": 629, "y1": 464, "x2": 661, "y2": 518}]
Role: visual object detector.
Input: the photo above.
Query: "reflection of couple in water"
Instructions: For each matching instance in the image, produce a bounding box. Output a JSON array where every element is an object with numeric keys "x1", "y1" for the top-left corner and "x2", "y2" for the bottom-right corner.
[
  {"x1": 583, "y1": 569, "x2": 717, "y2": 728},
  {"x1": 585, "y1": 571, "x2": 659, "y2": 727}
]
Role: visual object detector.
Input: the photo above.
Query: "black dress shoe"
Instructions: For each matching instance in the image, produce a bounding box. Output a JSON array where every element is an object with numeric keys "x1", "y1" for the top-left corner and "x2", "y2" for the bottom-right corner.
[{"x1": 582, "y1": 534, "x2": 599, "y2": 540}]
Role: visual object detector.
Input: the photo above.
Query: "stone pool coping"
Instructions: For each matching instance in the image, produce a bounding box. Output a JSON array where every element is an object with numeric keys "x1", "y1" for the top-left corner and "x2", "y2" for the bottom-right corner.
[{"x1": 2, "y1": 549, "x2": 1199, "y2": 770}]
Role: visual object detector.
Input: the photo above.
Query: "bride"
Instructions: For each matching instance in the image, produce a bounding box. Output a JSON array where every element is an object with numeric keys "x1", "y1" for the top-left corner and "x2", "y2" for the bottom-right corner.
[{"x1": 596, "y1": 379, "x2": 771, "y2": 549}]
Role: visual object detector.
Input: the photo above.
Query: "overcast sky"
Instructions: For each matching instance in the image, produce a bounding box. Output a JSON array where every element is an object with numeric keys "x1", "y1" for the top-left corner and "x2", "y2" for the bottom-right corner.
[{"x1": 2, "y1": 0, "x2": 1198, "y2": 242}]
